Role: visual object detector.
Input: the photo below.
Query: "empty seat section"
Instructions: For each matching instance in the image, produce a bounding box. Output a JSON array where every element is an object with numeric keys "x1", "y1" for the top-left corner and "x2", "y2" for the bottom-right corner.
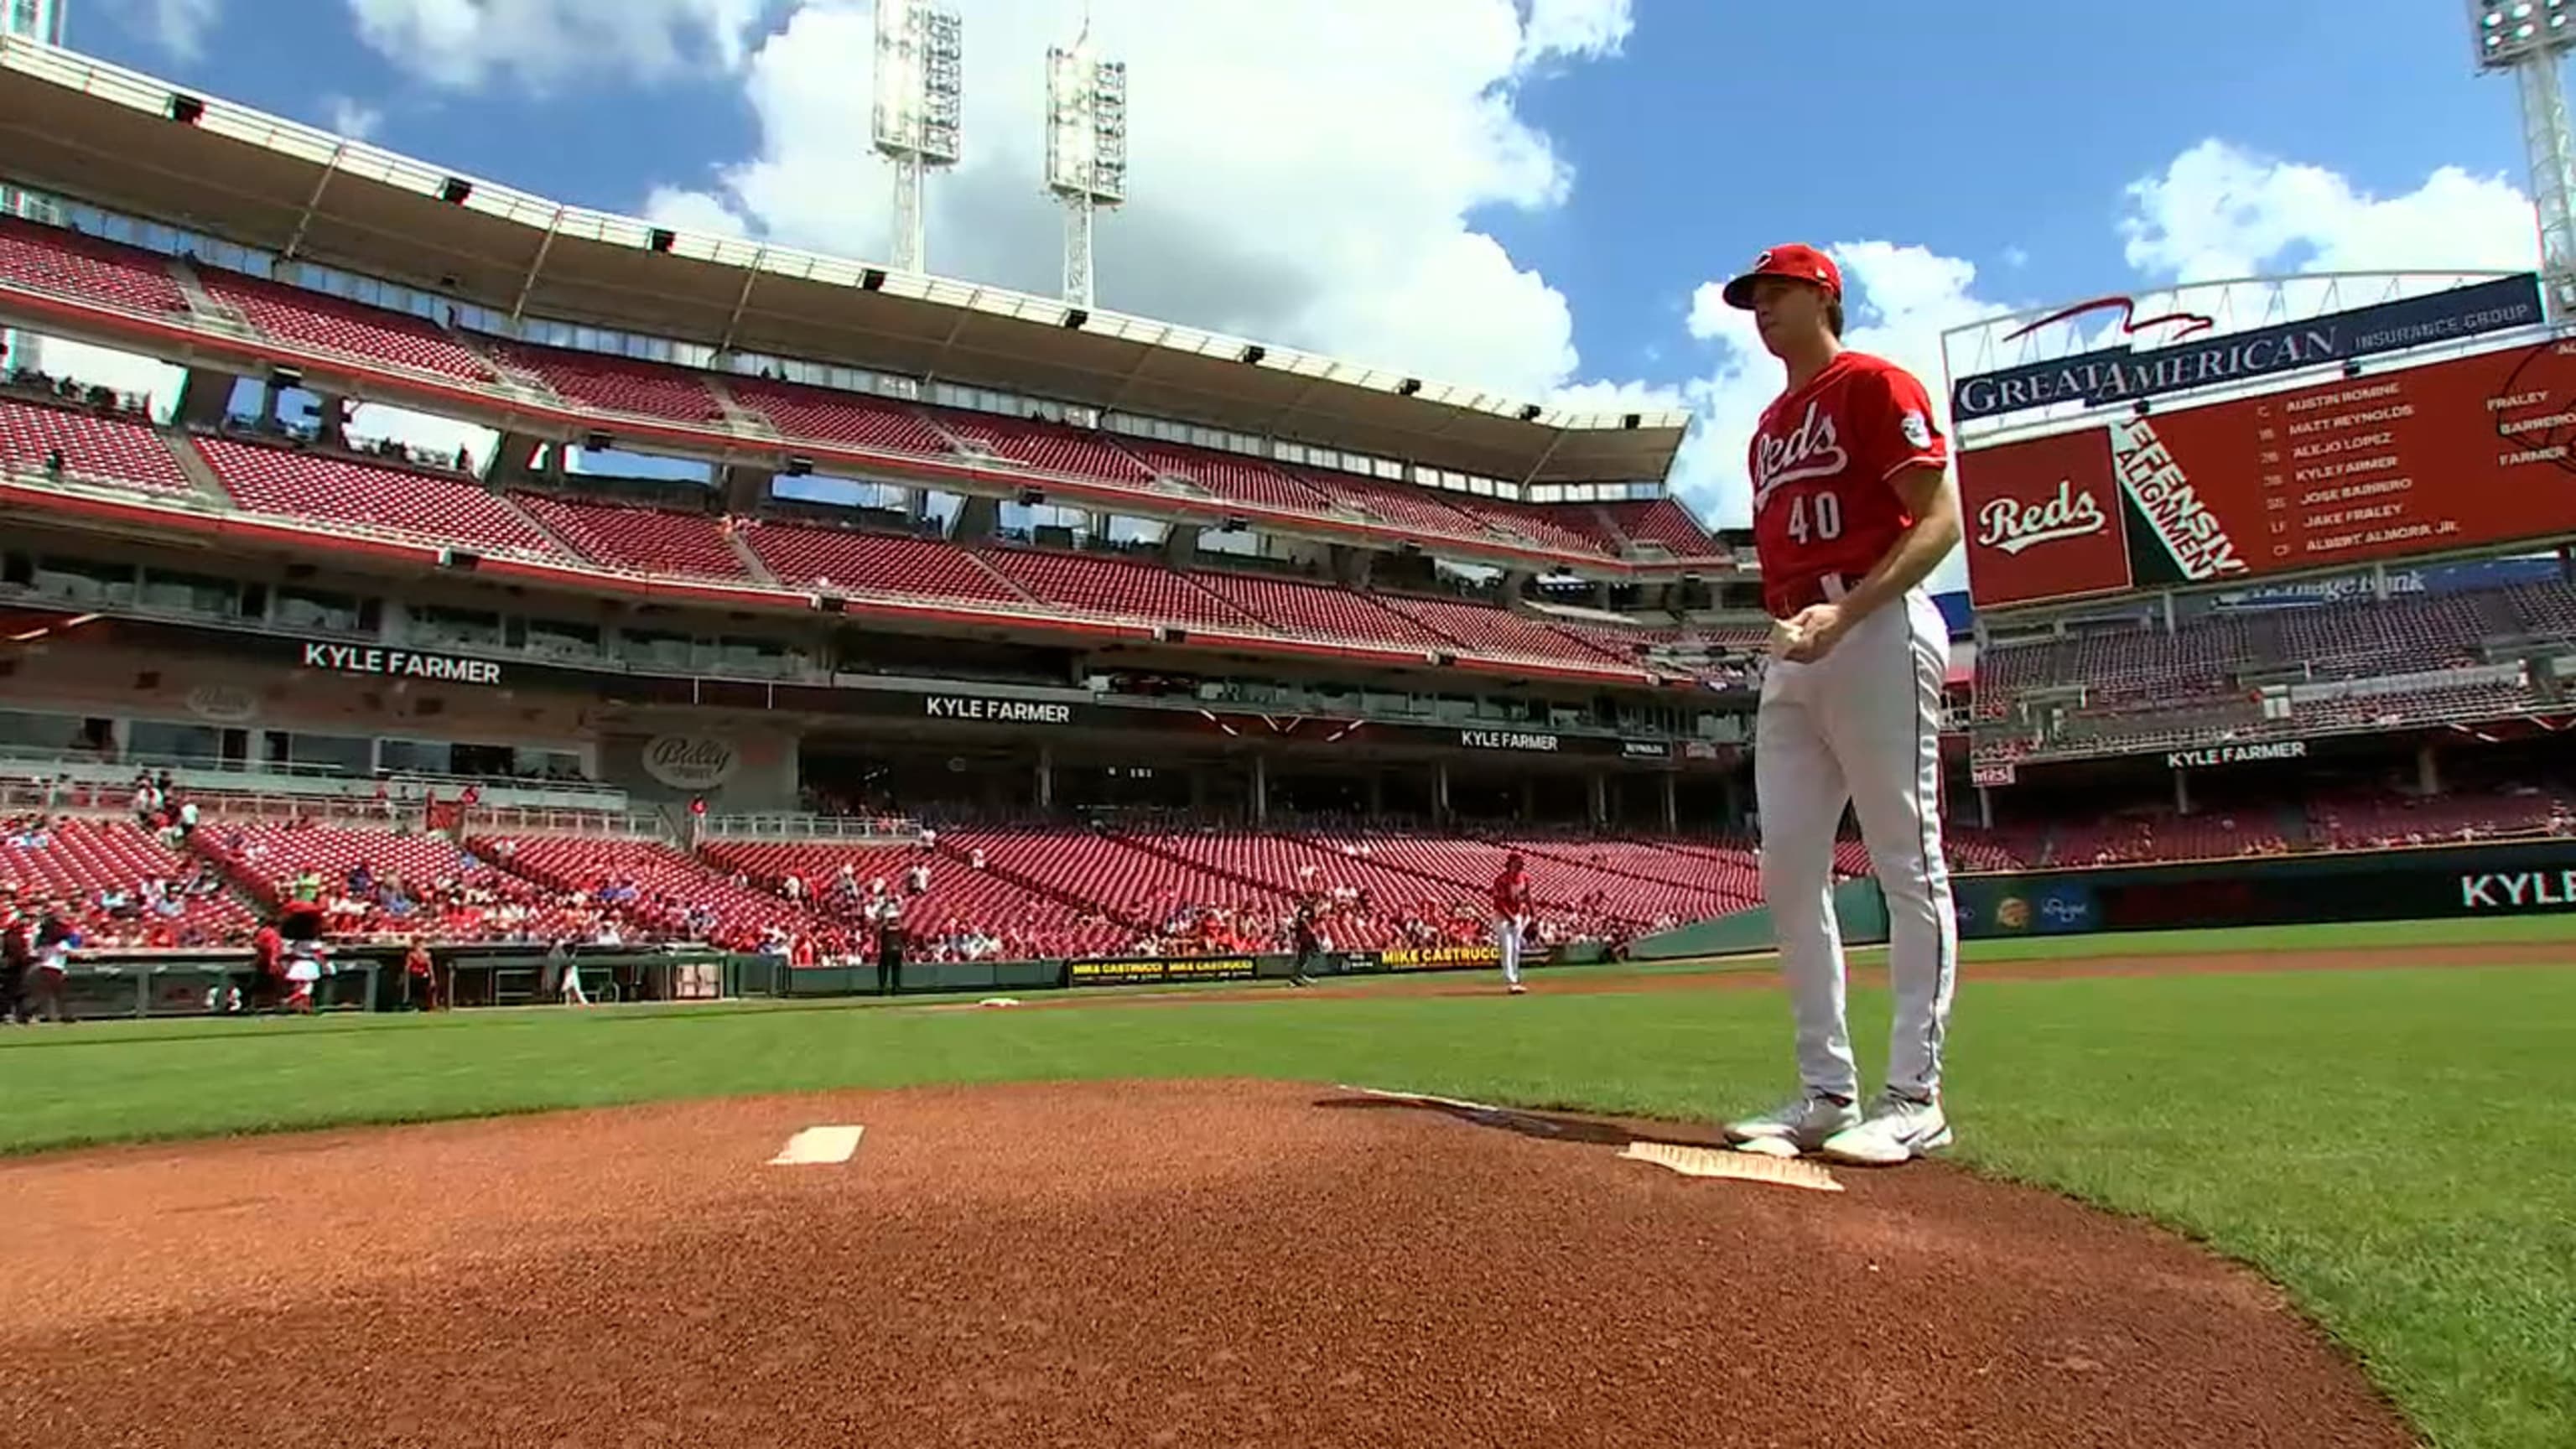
[
  {"x1": 1601, "y1": 500, "x2": 1720, "y2": 554},
  {"x1": 703, "y1": 838, "x2": 1119, "y2": 958},
  {"x1": 196, "y1": 436, "x2": 558, "y2": 555},
  {"x1": 0, "y1": 216, "x2": 189, "y2": 314},
  {"x1": 1121, "y1": 440, "x2": 1330, "y2": 512},
  {"x1": 0, "y1": 398, "x2": 190, "y2": 492},
  {"x1": 1301, "y1": 470, "x2": 1488, "y2": 537},
  {"x1": 1375, "y1": 593, "x2": 1628, "y2": 665},
  {"x1": 1192, "y1": 572, "x2": 1452, "y2": 647},
  {"x1": 726, "y1": 377, "x2": 953, "y2": 455},
  {"x1": 1458, "y1": 501, "x2": 1613, "y2": 556},
  {"x1": 939, "y1": 830, "x2": 1225, "y2": 943},
  {"x1": 939, "y1": 411, "x2": 1155, "y2": 484},
  {"x1": 1525, "y1": 506, "x2": 1626, "y2": 552},
  {"x1": 196, "y1": 269, "x2": 493, "y2": 380},
  {"x1": 515, "y1": 494, "x2": 749, "y2": 578},
  {"x1": 491, "y1": 342, "x2": 725, "y2": 423},
  {"x1": 745, "y1": 521, "x2": 1026, "y2": 604},
  {"x1": 978, "y1": 547, "x2": 1262, "y2": 628}
]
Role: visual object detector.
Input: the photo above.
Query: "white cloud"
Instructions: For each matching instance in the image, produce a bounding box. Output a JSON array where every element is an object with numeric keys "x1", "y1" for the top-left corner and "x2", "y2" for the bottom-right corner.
[
  {"x1": 1517, "y1": 0, "x2": 1636, "y2": 66},
  {"x1": 344, "y1": 0, "x2": 770, "y2": 91},
  {"x1": 105, "y1": 0, "x2": 219, "y2": 60},
  {"x1": 2121, "y1": 139, "x2": 2540, "y2": 283},
  {"x1": 322, "y1": 93, "x2": 385, "y2": 142},
  {"x1": 641, "y1": 0, "x2": 1633, "y2": 402}
]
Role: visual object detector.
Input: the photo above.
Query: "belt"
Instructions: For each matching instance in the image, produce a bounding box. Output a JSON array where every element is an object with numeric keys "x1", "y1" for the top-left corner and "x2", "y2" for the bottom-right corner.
[{"x1": 1770, "y1": 572, "x2": 1853, "y2": 620}]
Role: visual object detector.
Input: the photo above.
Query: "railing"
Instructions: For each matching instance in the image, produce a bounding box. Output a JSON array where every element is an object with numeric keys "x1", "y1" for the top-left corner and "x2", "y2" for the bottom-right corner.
[
  {"x1": 696, "y1": 813, "x2": 921, "y2": 843},
  {"x1": 0, "y1": 752, "x2": 631, "y2": 813}
]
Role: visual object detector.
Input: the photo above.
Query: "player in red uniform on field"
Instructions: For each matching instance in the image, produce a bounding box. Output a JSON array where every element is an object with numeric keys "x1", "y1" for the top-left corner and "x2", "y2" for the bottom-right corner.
[
  {"x1": 1716, "y1": 244, "x2": 1965, "y2": 1166},
  {"x1": 1490, "y1": 852, "x2": 1531, "y2": 995}
]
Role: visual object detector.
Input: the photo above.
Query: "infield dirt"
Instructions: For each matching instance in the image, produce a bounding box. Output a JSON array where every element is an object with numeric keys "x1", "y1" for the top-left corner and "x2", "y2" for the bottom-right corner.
[{"x1": 1, "y1": 1077, "x2": 2417, "y2": 1449}]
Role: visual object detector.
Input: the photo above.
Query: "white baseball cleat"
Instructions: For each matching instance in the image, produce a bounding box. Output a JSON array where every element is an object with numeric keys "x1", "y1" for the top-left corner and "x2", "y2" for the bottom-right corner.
[
  {"x1": 1722, "y1": 1091, "x2": 1861, "y2": 1151},
  {"x1": 1819, "y1": 1091, "x2": 1952, "y2": 1166},
  {"x1": 1507, "y1": 983, "x2": 1529, "y2": 995}
]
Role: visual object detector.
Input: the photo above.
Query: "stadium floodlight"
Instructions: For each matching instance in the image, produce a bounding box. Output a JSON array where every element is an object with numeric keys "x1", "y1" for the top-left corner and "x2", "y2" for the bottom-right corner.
[
  {"x1": 1046, "y1": 27, "x2": 1128, "y2": 309},
  {"x1": 2, "y1": 0, "x2": 71, "y2": 377},
  {"x1": 873, "y1": 0, "x2": 963, "y2": 276},
  {"x1": 2470, "y1": 0, "x2": 2576, "y2": 316}
]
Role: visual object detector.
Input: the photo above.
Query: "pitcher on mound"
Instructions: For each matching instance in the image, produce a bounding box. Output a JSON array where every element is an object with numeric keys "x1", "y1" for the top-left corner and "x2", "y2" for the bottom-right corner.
[{"x1": 1716, "y1": 245, "x2": 1963, "y2": 1166}]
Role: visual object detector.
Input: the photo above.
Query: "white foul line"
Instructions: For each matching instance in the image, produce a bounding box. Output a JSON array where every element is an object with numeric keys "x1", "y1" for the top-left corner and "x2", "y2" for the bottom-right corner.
[{"x1": 769, "y1": 1124, "x2": 865, "y2": 1166}]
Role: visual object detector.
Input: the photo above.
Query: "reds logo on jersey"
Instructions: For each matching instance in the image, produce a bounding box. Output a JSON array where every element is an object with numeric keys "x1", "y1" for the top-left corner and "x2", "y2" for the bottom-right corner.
[{"x1": 1750, "y1": 400, "x2": 1851, "y2": 516}]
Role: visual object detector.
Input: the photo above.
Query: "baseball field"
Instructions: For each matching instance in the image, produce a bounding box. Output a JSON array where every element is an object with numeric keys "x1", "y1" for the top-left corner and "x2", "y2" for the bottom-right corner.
[{"x1": 4, "y1": 916, "x2": 2570, "y2": 1449}]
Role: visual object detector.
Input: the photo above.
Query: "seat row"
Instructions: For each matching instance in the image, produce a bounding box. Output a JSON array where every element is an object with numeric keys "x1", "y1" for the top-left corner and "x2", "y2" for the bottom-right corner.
[
  {"x1": 0, "y1": 216, "x2": 1722, "y2": 566},
  {"x1": 3, "y1": 399, "x2": 1669, "y2": 669}
]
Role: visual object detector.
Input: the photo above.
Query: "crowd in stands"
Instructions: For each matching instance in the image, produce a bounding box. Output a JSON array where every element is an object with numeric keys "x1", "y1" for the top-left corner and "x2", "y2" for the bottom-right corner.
[{"x1": 8, "y1": 773, "x2": 2576, "y2": 1014}]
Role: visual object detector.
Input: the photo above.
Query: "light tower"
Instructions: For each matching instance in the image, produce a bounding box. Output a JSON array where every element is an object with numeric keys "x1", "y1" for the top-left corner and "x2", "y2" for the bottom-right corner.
[
  {"x1": 872, "y1": 0, "x2": 962, "y2": 276},
  {"x1": 3, "y1": 0, "x2": 70, "y2": 376},
  {"x1": 1046, "y1": 25, "x2": 1127, "y2": 309},
  {"x1": 2472, "y1": 0, "x2": 2576, "y2": 316}
]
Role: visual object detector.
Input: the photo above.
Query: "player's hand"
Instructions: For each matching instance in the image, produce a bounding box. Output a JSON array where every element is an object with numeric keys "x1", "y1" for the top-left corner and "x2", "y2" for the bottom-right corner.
[{"x1": 1781, "y1": 603, "x2": 1846, "y2": 662}]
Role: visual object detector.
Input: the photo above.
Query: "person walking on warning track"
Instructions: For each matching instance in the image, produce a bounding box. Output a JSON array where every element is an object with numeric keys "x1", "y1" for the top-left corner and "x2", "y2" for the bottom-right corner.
[
  {"x1": 1714, "y1": 244, "x2": 1963, "y2": 1166},
  {"x1": 1492, "y1": 853, "x2": 1531, "y2": 995}
]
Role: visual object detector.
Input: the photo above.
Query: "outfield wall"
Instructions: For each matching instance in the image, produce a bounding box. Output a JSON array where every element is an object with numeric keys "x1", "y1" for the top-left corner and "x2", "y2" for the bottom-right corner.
[
  {"x1": 1955, "y1": 839, "x2": 2576, "y2": 938},
  {"x1": 1631, "y1": 837, "x2": 2576, "y2": 955}
]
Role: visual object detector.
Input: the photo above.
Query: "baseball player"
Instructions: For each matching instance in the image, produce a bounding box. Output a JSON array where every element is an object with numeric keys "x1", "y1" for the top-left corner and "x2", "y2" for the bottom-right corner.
[
  {"x1": 1491, "y1": 853, "x2": 1531, "y2": 995},
  {"x1": 1715, "y1": 244, "x2": 1963, "y2": 1166}
]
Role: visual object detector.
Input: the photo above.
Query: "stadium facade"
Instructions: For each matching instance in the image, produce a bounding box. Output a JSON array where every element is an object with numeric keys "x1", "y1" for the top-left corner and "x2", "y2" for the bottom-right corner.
[{"x1": 0, "y1": 36, "x2": 1772, "y2": 844}]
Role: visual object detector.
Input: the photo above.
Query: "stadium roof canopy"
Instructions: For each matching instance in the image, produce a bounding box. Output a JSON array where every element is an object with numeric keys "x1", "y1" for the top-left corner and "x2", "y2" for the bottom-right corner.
[{"x1": 0, "y1": 39, "x2": 1692, "y2": 490}]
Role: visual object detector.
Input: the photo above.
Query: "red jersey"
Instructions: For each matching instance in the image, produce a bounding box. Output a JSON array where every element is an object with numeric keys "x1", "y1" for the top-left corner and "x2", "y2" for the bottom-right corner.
[
  {"x1": 1746, "y1": 351, "x2": 1948, "y2": 617},
  {"x1": 1491, "y1": 869, "x2": 1528, "y2": 918}
]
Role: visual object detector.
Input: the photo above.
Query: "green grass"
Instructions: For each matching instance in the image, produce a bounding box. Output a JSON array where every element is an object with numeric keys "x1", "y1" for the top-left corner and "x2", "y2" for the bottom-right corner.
[{"x1": 4, "y1": 919, "x2": 2573, "y2": 1448}]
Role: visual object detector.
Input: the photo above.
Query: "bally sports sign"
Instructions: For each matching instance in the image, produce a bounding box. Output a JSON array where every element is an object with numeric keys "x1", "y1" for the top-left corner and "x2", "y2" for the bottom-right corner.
[{"x1": 641, "y1": 735, "x2": 740, "y2": 790}]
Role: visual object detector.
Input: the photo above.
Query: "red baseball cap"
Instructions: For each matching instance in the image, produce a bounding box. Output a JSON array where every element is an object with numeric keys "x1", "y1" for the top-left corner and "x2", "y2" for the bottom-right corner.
[{"x1": 1722, "y1": 244, "x2": 1842, "y2": 309}]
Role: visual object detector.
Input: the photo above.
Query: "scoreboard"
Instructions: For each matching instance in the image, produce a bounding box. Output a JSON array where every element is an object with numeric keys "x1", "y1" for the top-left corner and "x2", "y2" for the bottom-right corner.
[{"x1": 1959, "y1": 335, "x2": 2576, "y2": 610}]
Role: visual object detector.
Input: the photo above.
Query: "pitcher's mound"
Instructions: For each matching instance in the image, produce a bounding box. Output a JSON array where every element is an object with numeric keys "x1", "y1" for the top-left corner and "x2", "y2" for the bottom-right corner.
[{"x1": 0, "y1": 1079, "x2": 2409, "y2": 1448}]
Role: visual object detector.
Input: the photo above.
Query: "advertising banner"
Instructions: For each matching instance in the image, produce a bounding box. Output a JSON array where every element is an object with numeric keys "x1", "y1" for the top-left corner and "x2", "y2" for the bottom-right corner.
[
  {"x1": 1951, "y1": 839, "x2": 2576, "y2": 937},
  {"x1": 1377, "y1": 943, "x2": 1504, "y2": 971},
  {"x1": 1960, "y1": 335, "x2": 2576, "y2": 608},
  {"x1": 1063, "y1": 955, "x2": 1260, "y2": 988},
  {"x1": 1950, "y1": 273, "x2": 2542, "y2": 422}
]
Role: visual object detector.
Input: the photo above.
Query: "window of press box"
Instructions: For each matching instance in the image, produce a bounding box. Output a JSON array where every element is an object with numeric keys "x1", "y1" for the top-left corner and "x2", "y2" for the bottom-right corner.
[
  {"x1": 264, "y1": 731, "x2": 374, "y2": 776},
  {"x1": 523, "y1": 618, "x2": 603, "y2": 657},
  {"x1": 138, "y1": 568, "x2": 241, "y2": 617},
  {"x1": 126, "y1": 719, "x2": 227, "y2": 765},
  {"x1": 409, "y1": 604, "x2": 503, "y2": 648},
  {"x1": 0, "y1": 709, "x2": 111, "y2": 756},
  {"x1": 380, "y1": 739, "x2": 584, "y2": 781},
  {"x1": 620, "y1": 629, "x2": 694, "y2": 668},
  {"x1": 30, "y1": 556, "x2": 137, "y2": 608},
  {"x1": 272, "y1": 585, "x2": 364, "y2": 633}
]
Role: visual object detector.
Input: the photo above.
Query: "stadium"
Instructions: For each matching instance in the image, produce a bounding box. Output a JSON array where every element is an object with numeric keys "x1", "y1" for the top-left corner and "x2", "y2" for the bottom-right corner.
[{"x1": 1, "y1": 7, "x2": 2571, "y2": 1449}]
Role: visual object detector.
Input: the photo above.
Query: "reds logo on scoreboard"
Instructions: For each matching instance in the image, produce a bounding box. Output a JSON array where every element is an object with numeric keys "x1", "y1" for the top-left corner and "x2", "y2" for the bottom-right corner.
[
  {"x1": 1975, "y1": 478, "x2": 2107, "y2": 556},
  {"x1": 1956, "y1": 428, "x2": 2136, "y2": 607}
]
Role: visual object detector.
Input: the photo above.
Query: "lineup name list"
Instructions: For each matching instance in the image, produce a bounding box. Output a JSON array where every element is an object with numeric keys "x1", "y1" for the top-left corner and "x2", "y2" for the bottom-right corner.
[{"x1": 2259, "y1": 377, "x2": 2470, "y2": 558}]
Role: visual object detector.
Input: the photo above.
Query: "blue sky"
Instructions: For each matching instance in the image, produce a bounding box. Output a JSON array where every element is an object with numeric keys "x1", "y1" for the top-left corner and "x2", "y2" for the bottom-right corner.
[{"x1": 39, "y1": 0, "x2": 2559, "y2": 587}]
